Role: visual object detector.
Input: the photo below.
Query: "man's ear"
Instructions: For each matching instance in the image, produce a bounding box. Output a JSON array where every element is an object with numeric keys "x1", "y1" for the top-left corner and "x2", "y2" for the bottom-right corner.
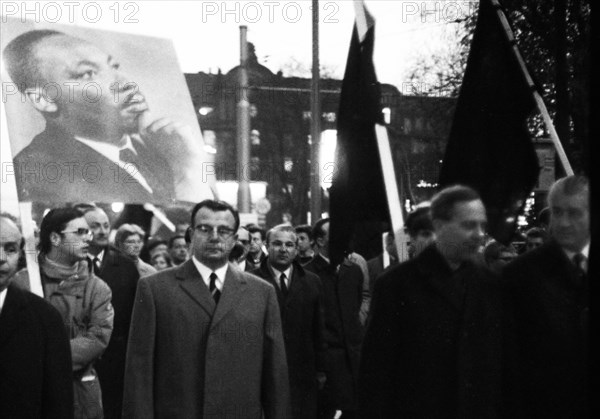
[
  {"x1": 25, "y1": 88, "x2": 58, "y2": 113},
  {"x1": 316, "y1": 236, "x2": 324, "y2": 249}
]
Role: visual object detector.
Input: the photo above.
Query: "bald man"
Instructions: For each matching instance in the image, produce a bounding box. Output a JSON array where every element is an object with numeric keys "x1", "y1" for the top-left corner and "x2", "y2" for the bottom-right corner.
[{"x1": 0, "y1": 215, "x2": 74, "y2": 418}]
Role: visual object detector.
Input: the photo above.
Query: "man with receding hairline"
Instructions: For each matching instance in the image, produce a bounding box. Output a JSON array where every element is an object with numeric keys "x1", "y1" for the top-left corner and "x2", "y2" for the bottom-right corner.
[
  {"x1": 359, "y1": 185, "x2": 503, "y2": 418},
  {"x1": 252, "y1": 224, "x2": 326, "y2": 419},
  {"x1": 504, "y1": 175, "x2": 590, "y2": 418},
  {"x1": 0, "y1": 215, "x2": 74, "y2": 419}
]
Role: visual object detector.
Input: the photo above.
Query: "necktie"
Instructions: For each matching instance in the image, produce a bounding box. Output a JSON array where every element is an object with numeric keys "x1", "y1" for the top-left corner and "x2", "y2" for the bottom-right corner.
[
  {"x1": 572, "y1": 253, "x2": 587, "y2": 288},
  {"x1": 209, "y1": 272, "x2": 221, "y2": 304},
  {"x1": 89, "y1": 257, "x2": 101, "y2": 276},
  {"x1": 279, "y1": 273, "x2": 288, "y2": 298}
]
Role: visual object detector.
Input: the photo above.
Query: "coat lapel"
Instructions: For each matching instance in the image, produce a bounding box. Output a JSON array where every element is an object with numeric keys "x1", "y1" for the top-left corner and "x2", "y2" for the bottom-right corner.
[
  {"x1": 0, "y1": 286, "x2": 25, "y2": 346},
  {"x1": 285, "y1": 265, "x2": 306, "y2": 309},
  {"x1": 210, "y1": 265, "x2": 246, "y2": 329},
  {"x1": 177, "y1": 260, "x2": 216, "y2": 317}
]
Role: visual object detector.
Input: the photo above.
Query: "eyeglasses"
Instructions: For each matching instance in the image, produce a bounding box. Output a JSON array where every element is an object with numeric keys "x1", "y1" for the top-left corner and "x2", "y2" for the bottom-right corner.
[
  {"x1": 61, "y1": 228, "x2": 92, "y2": 238},
  {"x1": 194, "y1": 224, "x2": 235, "y2": 239}
]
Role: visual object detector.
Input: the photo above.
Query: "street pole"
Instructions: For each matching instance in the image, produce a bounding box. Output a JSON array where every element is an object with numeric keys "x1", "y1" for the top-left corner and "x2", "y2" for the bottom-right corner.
[
  {"x1": 237, "y1": 26, "x2": 251, "y2": 212},
  {"x1": 310, "y1": 0, "x2": 322, "y2": 223}
]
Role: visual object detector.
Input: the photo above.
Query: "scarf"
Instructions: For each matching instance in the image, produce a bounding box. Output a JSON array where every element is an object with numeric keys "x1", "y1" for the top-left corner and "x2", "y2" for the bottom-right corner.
[{"x1": 40, "y1": 255, "x2": 89, "y2": 282}]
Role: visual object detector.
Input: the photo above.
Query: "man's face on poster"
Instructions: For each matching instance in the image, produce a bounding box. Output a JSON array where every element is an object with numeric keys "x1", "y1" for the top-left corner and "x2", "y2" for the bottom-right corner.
[{"x1": 32, "y1": 34, "x2": 148, "y2": 143}]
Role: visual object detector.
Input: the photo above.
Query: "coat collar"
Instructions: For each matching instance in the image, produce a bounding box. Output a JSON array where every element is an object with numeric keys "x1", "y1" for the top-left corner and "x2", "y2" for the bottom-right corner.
[
  {"x1": 415, "y1": 244, "x2": 474, "y2": 312},
  {"x1": 256, "y1": 259, "x2": 306, "y2": 309},
  {"x1": 176, "y1": 260, "x2": 247, "y2": 328}
]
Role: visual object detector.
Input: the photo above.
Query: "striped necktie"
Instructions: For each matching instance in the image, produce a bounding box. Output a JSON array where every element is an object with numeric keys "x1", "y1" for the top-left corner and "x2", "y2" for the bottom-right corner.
[{"x1": 209, "y1": 272, "x2": 221, "y2": 304}]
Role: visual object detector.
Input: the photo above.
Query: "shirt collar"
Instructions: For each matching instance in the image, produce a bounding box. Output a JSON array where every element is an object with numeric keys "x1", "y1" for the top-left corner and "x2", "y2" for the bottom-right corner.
[
  {"x1": 271, "y1": 264, "x2": 292, "y2": 282},
  {"x1": 192, "y1": 256, "x2": 228, "y2": 291},
  {"x1": 75, "y1": 135, "x2": 136, "y2": 163},
  {"x1": 562, "y1": 241, "x2": 590, "y2": 261},
  {"x1": 0, "y1": 288, "x2": 7, "y2": 314}
]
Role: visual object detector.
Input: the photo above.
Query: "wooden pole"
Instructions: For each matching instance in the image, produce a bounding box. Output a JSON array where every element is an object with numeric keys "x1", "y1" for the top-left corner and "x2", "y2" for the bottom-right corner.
[
  {"x1": 491, "y1": 0, "x2": 574, "y2": 176},
  {"x1": 354, "y1": 0, "x2": 407, "y2": 261}
]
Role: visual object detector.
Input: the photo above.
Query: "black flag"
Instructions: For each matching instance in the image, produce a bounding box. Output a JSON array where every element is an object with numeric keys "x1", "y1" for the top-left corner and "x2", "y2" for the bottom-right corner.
[
  {"x1": 329, "y1": 3, "x2": 388, "y2": 266},
  {"x1": 439, "y1": 0, "x2": 540, "y2": 244}
]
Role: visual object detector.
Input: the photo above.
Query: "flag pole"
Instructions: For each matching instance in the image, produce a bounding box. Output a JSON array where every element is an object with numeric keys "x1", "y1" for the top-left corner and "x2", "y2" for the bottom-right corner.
[
  {"x1": 491, "y1": 0, "x2": 574, "y2": 176},
  {"x1": 354, "y1": 0, "x2": 407, "y2": 261}
]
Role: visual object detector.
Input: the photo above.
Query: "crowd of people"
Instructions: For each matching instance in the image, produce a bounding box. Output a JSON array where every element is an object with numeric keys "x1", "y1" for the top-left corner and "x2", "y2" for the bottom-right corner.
[{"x1": 0, "y1": 175, "x2": 589, "y2": 418}]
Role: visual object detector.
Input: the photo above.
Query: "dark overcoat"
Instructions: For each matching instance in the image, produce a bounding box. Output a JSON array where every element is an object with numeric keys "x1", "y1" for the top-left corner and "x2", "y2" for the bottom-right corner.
[
  {"x1": 304, "y1": 254, "x2": 364, "y2": 410},
  {"x1": 13, "y1": 125, "x2": 174, "y2": 203},
  {"x1": 503, "y1": 239, "x2": 588, "y2": 419},
  {"x1": 358, "y1": 245, "x2": 503, "y2": 419},
  {"x1": 252, "y1": 260, "x2": 326, "y2": 419},
  {"x1": 0, "y1": 285, "x2": 74, "y2": 419},
  {"x1": 94, "y1": 246, "x2": 140, "y2": 419}
]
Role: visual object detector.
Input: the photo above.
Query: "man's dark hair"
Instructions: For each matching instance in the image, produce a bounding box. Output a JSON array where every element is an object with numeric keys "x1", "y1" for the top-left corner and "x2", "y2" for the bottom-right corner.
[
  {"x1": 404, "y1": 205, "x2": 433, "y2": 237},
  {"x1": 168, "y1": 234, "x2": 186, "y2": 248},
  {"x1": 247, "y1": 225, "x2": 266, "y2": 241},
  {"x1": 294, "y1": 224, "x2": 313, "y2": 240},
  {"x1": 38, "y1": 207, "x2": 84, "y2": 255},
  {"x1": 190, "y1": 200, "x2": 240, "y2": 232},
  {"x1": 312, "y1": 218, "x2": 330, "y2": 241},
  {"x1": 430, "y1": 185, "x2": 482, "y2": 221},
  {"x1": 228, "y1": 241, "x2": 246, "y2": 262},
  {"x1": 4, "y1": 29, "x2": 65, "y2": 92}
]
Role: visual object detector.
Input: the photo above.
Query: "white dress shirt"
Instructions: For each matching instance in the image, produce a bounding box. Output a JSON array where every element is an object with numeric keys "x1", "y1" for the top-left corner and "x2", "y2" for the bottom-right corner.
[
  {"x1": 0, "y1": 288, "x2": 7, "y2": 315},
  {"x1": 271, "y1": 265, "x2": 292, "y2": 290},
  {"x1": 192, "y1": 256, "x2": 228, "y2": 292}
]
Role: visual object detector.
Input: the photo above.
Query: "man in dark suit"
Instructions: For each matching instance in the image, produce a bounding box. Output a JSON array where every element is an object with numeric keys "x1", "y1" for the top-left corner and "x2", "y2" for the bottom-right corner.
[
  {"x1": 0, "y1": 215, "x2": 74, "y2": 419},
  {"x1": 76, "y1": 204, "x2": 140, "y2": 419},
  {"x1": 359, "y1": 185, "x2": 503, "y2": 419},
  {"x1": 503, "y1": 175, "x2": 590, "y2": 418},
  {"x1": 305, "y1": 218, "x2": 365, "y2": 419},
  {"x1": 123, "y1": 200, "x2": 291, "y2": 418},
  {"x1": 4, "y1": 29, "x2": 208, "y2": 203},
  {"x1": 252, "y1": 224, "x2": 326, "y2": 419}
]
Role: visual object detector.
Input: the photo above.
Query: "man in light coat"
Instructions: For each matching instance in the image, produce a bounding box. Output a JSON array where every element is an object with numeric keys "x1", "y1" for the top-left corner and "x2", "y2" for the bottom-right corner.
[{"x1": 123, "y1": 200, "x2": 291, "y2": 418}]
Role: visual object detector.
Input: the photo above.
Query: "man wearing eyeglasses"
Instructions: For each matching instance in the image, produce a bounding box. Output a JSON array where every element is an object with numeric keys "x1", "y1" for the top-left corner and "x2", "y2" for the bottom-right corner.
[
  {"x1": 251, "y1": 224, "x2": 327, "y2": 419},
  {"x1": 124, "y1": 199, "x2": 291, "y2": 419},
  {"x1": 37, "y1": 207, "x2": 114, "y2": 419},
  {"x1": 74, "y1": 204, "x2": 140, "y2": 419}
]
